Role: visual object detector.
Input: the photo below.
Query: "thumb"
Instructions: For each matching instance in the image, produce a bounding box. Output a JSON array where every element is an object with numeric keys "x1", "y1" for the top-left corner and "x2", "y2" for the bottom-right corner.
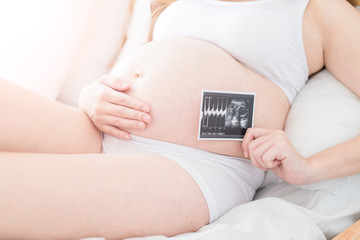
[{"x1": 242, "y1": 128, "x2": 272, "y2": 158}]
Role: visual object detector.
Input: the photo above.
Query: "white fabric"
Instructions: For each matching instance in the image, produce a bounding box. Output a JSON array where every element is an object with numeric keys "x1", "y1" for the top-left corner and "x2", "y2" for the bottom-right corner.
[
  {"x1": 153, "y1": 0, "x2": 309, "y2": 104},
  {"x1": 258, "y1": 69, "x2": 360, "y2": 239},
  {"x1": 127, "y1": 198, "x2": 326, "y2": 240},
  {"x1": 103, "y1": 134, "x2": 264, "y2": 223}
]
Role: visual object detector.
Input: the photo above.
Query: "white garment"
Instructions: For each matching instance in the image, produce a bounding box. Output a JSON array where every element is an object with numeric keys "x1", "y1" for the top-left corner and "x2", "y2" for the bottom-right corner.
[
  {"x1": 102, "y1": 134, "x2": 264, "y2": 222},
  {"x1": 153, "y1": 0, "x2": 310, "y2": 104}
]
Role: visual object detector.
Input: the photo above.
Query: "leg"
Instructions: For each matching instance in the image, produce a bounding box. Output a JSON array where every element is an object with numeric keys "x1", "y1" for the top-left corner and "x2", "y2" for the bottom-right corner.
[
  {"x1": 0, "y1": 152, "x2": 209, "y2": 239},
  {"x1": 0, "y1": 78, "x2": 101, "y2": 153}
]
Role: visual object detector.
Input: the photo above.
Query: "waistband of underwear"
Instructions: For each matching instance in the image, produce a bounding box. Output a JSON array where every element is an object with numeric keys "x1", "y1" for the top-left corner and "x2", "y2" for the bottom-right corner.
[{"x1": 126, "y1": 134, "x2": 249, "y2": 162}]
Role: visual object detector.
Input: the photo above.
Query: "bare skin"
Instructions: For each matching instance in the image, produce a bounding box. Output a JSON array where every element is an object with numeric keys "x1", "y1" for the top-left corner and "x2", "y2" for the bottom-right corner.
[
  {"x1": 112, "y1": 37, "x2": 290, "y2": 158},
  {"x1": 0, "y1": 152, "x2": 208, "y2": 239},
  {"x1": 0, "y1": 79, "x2": 102, "y2": 154},
  {"x1": 0, "y1": 80, "x2": 209, "y2": 240},
  {"x1": 0, "y1": 0, "x2": 359, "y2": 239}
]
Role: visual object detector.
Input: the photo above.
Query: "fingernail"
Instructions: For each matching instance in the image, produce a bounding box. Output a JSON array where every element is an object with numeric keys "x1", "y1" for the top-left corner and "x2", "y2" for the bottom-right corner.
[
  {"x1": 142, "y1": 115, "x2": 151, "y2": 123},
  {"x1": 137, "y1": 122, "x2": 146, "y2": 129},
  {"x1": 141, "y1": 105, "x2": 150, "y2": 112},
  {"x1": 123, "y1": 134, "x2": 130, "y2": 140}
]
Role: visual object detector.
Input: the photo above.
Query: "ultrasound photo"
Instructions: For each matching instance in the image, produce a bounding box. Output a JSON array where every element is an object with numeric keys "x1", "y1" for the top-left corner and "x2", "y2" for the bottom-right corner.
[{"x1": 198, "y1": 90, "x2": 255, "y2": 140}]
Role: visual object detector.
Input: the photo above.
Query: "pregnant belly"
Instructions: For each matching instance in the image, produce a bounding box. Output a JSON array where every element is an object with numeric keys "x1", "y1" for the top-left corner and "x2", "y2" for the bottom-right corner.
[{"x1": 113, "y1": 37, "x2": 290, "y2": 158}]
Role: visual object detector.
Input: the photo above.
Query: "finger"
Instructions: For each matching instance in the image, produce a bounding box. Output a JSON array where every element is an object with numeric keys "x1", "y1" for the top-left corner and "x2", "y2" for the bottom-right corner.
[
  {"x1": 101, "y1": 124, "x2": 131, "y2": 140},
  {"x1": 249, "y1": 136, "x2": 276, "y2": 170},
  {"x1": 247, "y1": 136, "x2": 270, "y2": 171},
  {"x1": 106, "y1": 104, "x2": 152, "y2": 124},
  {"x1": 247, "y1": 136, "x2": 269, "y2": 169},
  {"x1": 107, "y1": 89, "x2": 151, "y2": 113},
  {"x1": 102, "y1": 115, "x2": 148, "y2": 130},
  {"x1": 262, "y1": 145, "x2": 287, "y2": 168},
  {"x1": 99, "y1": 75, "x2": 130, "y2": 91},
  {"x1": 242, "y1": 128, "x2": 272, "y2": 158},
  {"x1": 248, "y1": 152, "x2": 267, "y2": 171},
  {"x1": 247, "y1": 132, "x2": 274, "y2": 154},
  {"x1": 271, "y1": 160, "x2": 282, "y2": 168}
]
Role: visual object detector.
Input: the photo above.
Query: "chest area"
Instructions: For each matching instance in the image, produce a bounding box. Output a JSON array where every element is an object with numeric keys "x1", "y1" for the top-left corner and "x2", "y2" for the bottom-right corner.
[{"x1": 153, "y1": 0, "x2": 294, "y2": 65}]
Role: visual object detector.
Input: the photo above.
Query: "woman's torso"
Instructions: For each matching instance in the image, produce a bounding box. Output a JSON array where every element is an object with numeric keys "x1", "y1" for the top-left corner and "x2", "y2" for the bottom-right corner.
[{"x1": 111, "y1": 0, "x2": 324, "y2": 158}]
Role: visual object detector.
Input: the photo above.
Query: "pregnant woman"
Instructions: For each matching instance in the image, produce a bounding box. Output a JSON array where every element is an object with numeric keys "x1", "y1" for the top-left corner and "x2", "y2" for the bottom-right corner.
[{"x1": 0, "y1": 0, "x2": 359, "y2": 239}]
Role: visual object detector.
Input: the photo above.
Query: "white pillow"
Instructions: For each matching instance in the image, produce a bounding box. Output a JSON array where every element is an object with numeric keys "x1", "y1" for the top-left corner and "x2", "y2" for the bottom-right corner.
[
  {"x1": 262, "y1": 69, "x2": 360, "y2": 188},
  {"x1": 286, "y1": 69, "x2": 360, "y2": 157}
]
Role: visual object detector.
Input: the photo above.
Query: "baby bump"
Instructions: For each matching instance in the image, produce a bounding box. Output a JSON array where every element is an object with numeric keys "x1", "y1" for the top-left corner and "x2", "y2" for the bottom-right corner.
[{"x1": 112, "y1": 37, "x2": 290, "y2": 157}]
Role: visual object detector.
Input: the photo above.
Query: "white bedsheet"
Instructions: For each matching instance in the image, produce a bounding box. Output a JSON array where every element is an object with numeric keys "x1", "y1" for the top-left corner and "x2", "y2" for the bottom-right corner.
[
  {"x1": 126, "y1": 173, "x2": 360, "y2": 240},
  {"x1": 128, "y1": 198, "x2": 326, "y2": 240}
]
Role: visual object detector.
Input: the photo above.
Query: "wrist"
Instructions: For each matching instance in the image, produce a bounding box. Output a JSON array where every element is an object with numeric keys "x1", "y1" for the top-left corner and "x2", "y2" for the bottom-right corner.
[
  {"x1": 305, "y1": 154, "x2": 333, "y2": 184},
  {"x1": 303, "y1": 156, "x2": 319, "y2": 184}
]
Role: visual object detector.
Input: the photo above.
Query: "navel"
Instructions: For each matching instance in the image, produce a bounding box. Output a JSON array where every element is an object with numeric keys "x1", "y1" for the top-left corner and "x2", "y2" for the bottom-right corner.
[{"x1": 134, "y1": 70, "x2": 143, "y2": 78}]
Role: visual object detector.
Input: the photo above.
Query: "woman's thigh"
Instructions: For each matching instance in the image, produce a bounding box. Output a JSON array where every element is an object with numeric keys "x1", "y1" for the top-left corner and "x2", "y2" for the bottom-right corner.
[
  {"x1": 0, "y1": 152, "x2": 209, "y2": 239},
  {"x1": 0, "y1": 78, "x2": 102, "y2": 153}
]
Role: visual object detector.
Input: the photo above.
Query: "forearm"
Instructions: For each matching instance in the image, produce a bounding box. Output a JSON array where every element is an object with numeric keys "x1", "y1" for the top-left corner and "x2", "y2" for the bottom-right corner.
[
  {"x1": 243, "y1": 128, "x2": 360, "y2": 185},
  {"x1": 308, "y1": 135, "x2": 360, "y2": 182}
]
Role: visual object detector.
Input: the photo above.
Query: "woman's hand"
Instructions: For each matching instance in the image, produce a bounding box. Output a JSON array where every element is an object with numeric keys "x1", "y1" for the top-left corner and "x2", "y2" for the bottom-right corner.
[
  {"x1": 242, "y1": 128, "x2": 314, "y2": 185},
  {"x1": 79, "y1": 75, "x2": 152, "y2": 140}
]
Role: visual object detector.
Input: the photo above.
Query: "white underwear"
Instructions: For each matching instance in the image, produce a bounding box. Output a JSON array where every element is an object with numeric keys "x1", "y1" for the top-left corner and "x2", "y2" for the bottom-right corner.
[{"x1": 102, "y1": 134, "x2": 265, "y2": 222}]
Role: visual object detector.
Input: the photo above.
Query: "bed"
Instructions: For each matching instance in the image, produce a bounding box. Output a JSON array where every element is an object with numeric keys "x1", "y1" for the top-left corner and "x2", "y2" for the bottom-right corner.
[{"x1": 0, "y1": 1, "x2": 359, "y2": 239}]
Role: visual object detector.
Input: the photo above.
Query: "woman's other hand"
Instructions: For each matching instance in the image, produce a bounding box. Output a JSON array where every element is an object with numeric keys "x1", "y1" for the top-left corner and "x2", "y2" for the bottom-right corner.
[
  {"x1": 242, "y1": 128, "x2": 314, "y2": 185},
  {"x1": 79, "y1": 75, "x2": 152, "y2": 139}
]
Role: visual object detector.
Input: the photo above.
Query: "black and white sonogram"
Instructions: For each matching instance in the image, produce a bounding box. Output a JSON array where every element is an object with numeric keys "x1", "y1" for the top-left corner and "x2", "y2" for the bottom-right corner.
[{"x1": 198, "y1": 90, "x2": 255, "y2": 140}]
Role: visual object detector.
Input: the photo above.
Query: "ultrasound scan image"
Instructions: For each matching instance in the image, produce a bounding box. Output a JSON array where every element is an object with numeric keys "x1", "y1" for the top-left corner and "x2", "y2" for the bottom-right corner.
[{"x1": 199, "y1": 91, "x2": 255, "y2": 140}]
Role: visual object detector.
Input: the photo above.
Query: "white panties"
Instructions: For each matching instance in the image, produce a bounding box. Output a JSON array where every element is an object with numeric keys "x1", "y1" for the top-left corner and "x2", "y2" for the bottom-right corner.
[{"x1": 102, "y1": 134, "x2": 265, "y2": 222}]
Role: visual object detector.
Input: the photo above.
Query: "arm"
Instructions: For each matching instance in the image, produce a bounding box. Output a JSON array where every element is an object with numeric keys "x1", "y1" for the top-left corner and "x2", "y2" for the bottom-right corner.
[
  {"x1": 310, "y1": 0, "x2": 360, "y2": 180},
  {"x1": 309, "y1": 135, "x2": 360, "y2": 182},
  {"x1": 319, "y1": 0, "x2": 360, "y2": 97},
  {"x1": 242, "y1": 128, "x2": 360, "y2": 185},
  {"x1": 242, "y1": 1, "x2": 360, "y2": 185}
]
